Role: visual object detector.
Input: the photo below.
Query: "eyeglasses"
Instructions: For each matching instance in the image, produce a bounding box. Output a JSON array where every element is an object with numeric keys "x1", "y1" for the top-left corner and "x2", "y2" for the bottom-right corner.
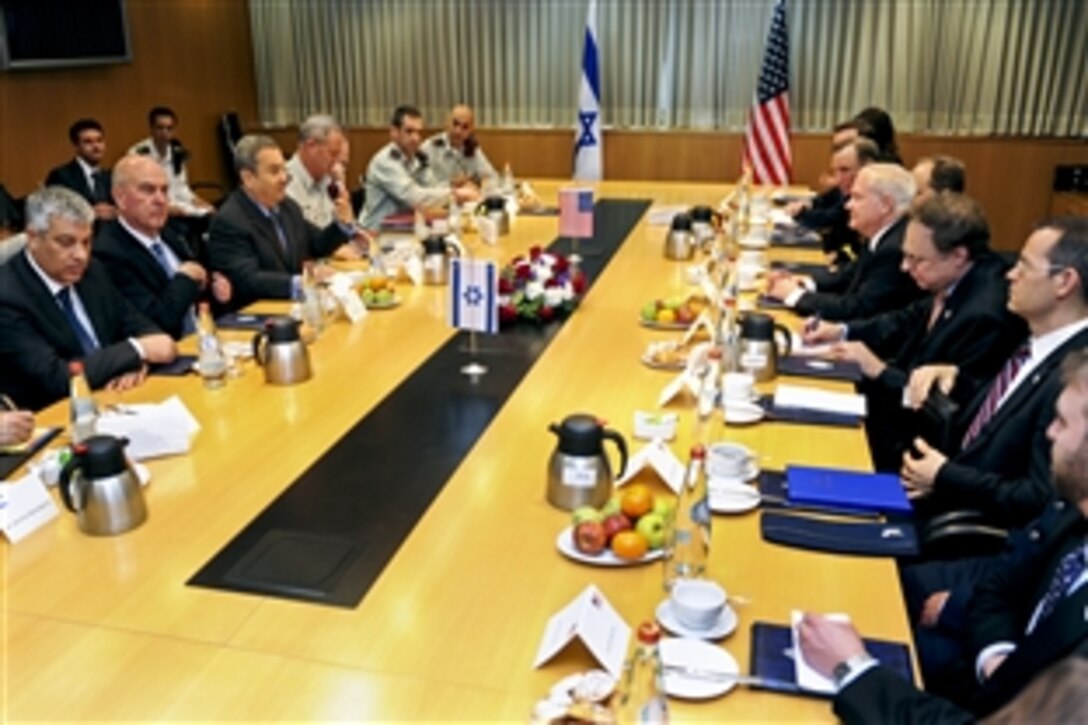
[{"x1": 1014, "y1": 256, "x2": 1068, "y2": 276}]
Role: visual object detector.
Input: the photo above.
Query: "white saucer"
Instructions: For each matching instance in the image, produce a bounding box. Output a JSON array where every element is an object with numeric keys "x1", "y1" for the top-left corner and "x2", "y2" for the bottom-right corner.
[
  {"x1": 656, "y1": 600, "x2": 738, "y2": 641},
  {"x1": 738, "y1": 237, "x2": 770, "y2": 250},
  {"x1": 723, "y1": 401, "x2": 765, "y2": 425},
  {"x1": 659, "y1": 637, "x2": 741, "y2": 700},
  {"x1": 708, "y1": 485, "x2": 760, "y2": 514}
]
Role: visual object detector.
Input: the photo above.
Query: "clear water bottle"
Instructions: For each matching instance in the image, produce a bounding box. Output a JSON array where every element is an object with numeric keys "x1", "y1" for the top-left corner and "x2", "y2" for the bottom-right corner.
[
  {"x1": 501, "y1": 161, "x2": 515, "y2": 196},
  {"x1": 664, "y1": 445, "x2": 711, "y2": 590},
  {"x1": 68, "y1": 361, "x2": 98, "y2": 443},
  {"x1": 300, "y1": 261, "x2": 325, "y2": 337},
  {"x1": 196, "y1": 303, "x2": 228, "y2": 389},
  {"x1": 614, "y1": 621, "x2": 669, "y2": 723}
]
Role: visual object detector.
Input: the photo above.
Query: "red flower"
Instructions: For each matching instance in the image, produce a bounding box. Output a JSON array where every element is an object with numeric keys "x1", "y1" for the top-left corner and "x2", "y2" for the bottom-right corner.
[
  {"x1": 529, "y1": 246, "x2": 543, "y2": 261},
  {"x1": 538, "y1": 305, "x2": 555, "y2": 322},
  {"x1": 499, "y1": 304, "x2": 518, "y2": 322},
  {"x1": 571, "y1": 271, "x2": 587, "y2": 295},
  {"x1": 553, "y1": 255, "x2": 570, "y2": 273},
  {"x1": 514, "y1": 264, "x2": 532, "y2": 281},
  {"x1": 498, "y1": 277, "x2": 514, "y2": 294},
  {"x1": 544, "y1": 277, "x2": 560, "y2": 288}
]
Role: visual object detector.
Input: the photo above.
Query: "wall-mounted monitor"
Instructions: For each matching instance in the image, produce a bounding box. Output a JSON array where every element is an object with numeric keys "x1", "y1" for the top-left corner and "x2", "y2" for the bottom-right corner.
[{"x1": 0, "y1": 0, "x2": 132, "y2": 70}]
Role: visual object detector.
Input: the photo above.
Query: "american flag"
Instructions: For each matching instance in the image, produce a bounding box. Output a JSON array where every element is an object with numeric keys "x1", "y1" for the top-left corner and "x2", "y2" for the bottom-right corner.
[
  {"x1": 743, "y1": 0, "x2": 792, "y2": 186},
  {"x1": 559, "y1": 187, "x2": 594, "y2": 238}
]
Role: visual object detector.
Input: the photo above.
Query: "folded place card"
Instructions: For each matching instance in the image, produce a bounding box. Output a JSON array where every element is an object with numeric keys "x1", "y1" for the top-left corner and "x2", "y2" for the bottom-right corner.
[
  {"x1": 533, "y1": 584, "x2": 631, "y2": 679},
  {"x1": 327, "y1": 273, "x2": 368, "y2": 323},
  {"x1": 681, "y1": 310, "x2": 716, "y2": 345},
  {"x1": 95, "y1": 395, "x2": 200, "y2": 461},
  {"x1": 616, "y1": 439, "x2": 685, "y2": 493},
  {"x1": 0, "y1": 471, "x2": 58, "y2": 543},
  {"x1": 658, "y1": 369, "x2": 702, "y2": 408}
]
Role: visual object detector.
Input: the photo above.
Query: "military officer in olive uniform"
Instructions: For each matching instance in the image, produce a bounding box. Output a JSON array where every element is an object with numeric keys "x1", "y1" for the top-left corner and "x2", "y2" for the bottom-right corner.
[
  {"x1": 420, "y1": 104, "x2": 497, "y2": 189},
  {"x1": 359, "y1": 105, "x2": 480, "y2": 230}
]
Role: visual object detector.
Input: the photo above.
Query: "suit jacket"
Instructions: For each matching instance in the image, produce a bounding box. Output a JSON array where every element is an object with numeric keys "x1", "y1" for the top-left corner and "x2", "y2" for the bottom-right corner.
[
  {"x1": 0, "y1": 252, "x2": 160, "y2": 410},
  {"x1": 793, "y1": 216, "x2": 924, "y2": 321},
  {"x1": 206, "y1": 189, "x2": 349, "y2": 309},
  {"x1": 44, "y1": 158, "x2": 113, "y2": 205},
  {"x1": 850, "y1": 253, "x2": 1027, "y2": 399},
  {"x1": 966, "y1": 501, "x2": 1088, "y2": 715},
  {"x1": 836, "y1": 502, "x2": 1088, "y2": 723},
  {"x1": 927, "y1": 327, "x2": 1088, "y2": 528},
  {"x1": 93, "y1": 220, "x2": 202, "y2": 339}
]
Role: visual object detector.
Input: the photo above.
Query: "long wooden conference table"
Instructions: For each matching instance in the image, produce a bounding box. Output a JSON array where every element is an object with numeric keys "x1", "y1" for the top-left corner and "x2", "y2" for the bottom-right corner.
[{"x1": 2, "y1": 181, "x2": 914, "y2": 721}]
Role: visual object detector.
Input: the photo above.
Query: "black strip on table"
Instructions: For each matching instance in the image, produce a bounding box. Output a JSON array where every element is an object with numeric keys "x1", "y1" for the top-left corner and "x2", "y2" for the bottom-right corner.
[{"x1": 188, "y1": 199, "x2": 651, "y2": 607}]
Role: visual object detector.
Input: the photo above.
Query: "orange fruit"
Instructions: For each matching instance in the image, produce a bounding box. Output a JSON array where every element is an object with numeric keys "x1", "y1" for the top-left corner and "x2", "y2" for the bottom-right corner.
[
  {"x1": 621, "y1": 484, "x2": 654, "y2": 518},
  {"x1": 611, "y1": 530, "x2": 649, "y2": 560},
  {"x1": 368, "y1": 276, "x2": 389, "y2": 291}
]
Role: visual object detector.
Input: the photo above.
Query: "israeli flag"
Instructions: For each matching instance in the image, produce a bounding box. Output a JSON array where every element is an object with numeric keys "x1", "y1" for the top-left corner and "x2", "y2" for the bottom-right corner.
[
  {"x1": 449, "y1": 258, "x2": 498, "y2": 334},
  {"x1": 573, "y1": 0, "x2": 602, "y2": 181}
]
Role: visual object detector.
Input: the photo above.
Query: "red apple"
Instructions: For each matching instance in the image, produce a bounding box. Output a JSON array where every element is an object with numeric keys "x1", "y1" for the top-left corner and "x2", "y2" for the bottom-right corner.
[
  {"x1": 573, "y1": 521, "x2": 607, "y2": 556},
  {"x1": 602, "y1": 513, "x2": 633, "y2": 543}
]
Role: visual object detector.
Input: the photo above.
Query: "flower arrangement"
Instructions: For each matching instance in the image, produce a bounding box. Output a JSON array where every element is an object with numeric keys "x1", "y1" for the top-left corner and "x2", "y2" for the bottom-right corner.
[{"x1": 498, "y1": 246, "x2": 587, "y2": 325}]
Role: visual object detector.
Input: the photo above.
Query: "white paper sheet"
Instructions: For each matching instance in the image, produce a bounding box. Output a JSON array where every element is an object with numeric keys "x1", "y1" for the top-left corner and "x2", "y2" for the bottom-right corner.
[
  {"x1": 774, "y1": 384, "x2": 867, "y2": 417},
  {"x1": 95, "y1": 395, "x2": 200, "y2": 461},
  {"x1": 0, "y1": 471, "x2": 58, "y2": 543}
]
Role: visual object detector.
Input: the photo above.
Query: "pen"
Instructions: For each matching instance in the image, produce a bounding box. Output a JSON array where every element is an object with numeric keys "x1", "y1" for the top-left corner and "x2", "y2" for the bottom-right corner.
[
  {"x1": 803, "y1": 313, "x2": 821, "y2": 336},
  {"x1": 0, "y1": 394, "x2": 16, "y2": 412}
]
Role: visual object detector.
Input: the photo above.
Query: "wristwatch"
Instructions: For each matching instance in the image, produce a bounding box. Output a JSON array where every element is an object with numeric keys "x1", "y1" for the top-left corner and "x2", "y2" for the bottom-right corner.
[{"x1": 832, "y1": 653, "x2": 876, "y2": 687}]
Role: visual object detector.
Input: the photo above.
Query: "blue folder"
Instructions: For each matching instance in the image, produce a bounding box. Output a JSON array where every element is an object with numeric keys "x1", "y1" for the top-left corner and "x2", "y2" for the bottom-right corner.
[{"x1": 786, "y1": 465, "x2": 911, "y2": 514}]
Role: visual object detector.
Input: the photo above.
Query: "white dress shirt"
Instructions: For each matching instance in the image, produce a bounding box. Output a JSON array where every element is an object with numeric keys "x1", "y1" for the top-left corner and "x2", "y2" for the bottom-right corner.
[{"x1": 285, "y1": 153, "x2": 336, "y2": 228}]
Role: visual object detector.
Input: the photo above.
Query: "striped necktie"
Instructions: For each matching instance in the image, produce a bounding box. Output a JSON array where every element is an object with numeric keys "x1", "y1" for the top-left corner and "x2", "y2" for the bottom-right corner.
[
  {"x1": 961, "y1": 344, "x2": 1031, "y2": 448},
  {"x1": 1033, "y1": 544, "x2": 1086, "y2": 628}
]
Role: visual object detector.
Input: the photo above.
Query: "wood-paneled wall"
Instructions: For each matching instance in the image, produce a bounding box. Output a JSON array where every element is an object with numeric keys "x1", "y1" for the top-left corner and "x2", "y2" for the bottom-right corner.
[
  {"x1": 2, "y1": 0, "x2": 1082, "y2": 253},
  {"x1": 265, "y1": 126, "x2": 1086, "y2": 252},
  {"x1": 0, "y1": 0, "x2": 258, "y2": 198}
]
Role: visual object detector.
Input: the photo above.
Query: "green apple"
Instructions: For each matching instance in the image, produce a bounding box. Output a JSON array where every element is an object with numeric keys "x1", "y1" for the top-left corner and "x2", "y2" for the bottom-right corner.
[
  {"x1": 375, "y1": 289, "x2": 394, "y2": 305},
  {"x1": 651, "y1": 495, "x2": 675, "y2": 520},
  {"x1": 641, "y1": 302, "x2": 658, "y2": 322},
  {"x1": 665, "y1": 296, "x2": 685, "y2": 310},
  {"x1": 635, "y1": 512, "x2": 668, "y2": 550},
  {"x1": 571, "y1": 506, "x2": 603, "y2": 526},
  {"x1": 601, "y1": 494, "x2": 622, "y2": 517}
]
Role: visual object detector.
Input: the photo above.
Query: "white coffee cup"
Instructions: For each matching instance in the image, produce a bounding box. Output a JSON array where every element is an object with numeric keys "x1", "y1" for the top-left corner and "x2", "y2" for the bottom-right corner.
[
  {"x1": 670, "y1": 579, "x2": 728, "y2": 631},
  {"x1": 738, "y1": 264, "x2": 760, "y2": 290},
  {"x1": 739, "y1": 249, "x2": 766, "y2": 268},
  {"x1": 722, "y1": 371, "x2": 755, "y2": 402},
  {"x1": 707, "y1": 441, "x2": 754, "y2": 478}
]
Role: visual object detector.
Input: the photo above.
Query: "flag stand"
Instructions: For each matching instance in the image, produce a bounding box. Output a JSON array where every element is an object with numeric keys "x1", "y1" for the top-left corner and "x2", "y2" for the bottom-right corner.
[{"x1": 460, "y1": 329, "x2": 488, "y2": 379}]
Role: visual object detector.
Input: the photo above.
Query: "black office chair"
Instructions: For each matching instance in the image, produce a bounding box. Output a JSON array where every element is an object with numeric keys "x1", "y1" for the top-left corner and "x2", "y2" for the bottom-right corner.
[
  {"x1": 0, "y1": 184, "x2": 24, "y2": 232},
  {"x1": 219, "y1": 111, "x2": 244, "y2": 185}
]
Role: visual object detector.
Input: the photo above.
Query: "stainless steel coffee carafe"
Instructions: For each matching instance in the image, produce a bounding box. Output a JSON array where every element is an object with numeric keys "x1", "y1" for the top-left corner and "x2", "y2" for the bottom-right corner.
[
  {"x1": 252, "y1": 316, "x2": 312, "y2": 385},
  {"x1": 546, "y1": 414, "x2": 628, "y2": 511},
  {"x1": 59, "y1": 435, "x2": 147, "y2": 536},
  {"x1": 738, "y1": 312, "x2": 792, "y2": 382}
]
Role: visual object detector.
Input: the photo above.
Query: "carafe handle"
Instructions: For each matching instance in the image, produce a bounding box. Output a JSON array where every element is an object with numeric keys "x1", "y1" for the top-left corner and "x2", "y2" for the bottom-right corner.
[
  {"x1": 774, "y1": 323, "x2": 793, "y2": 357},
  {"x1": 602, "y1": 429, "x2": 628, "y2": 479},
  {"x1": 58, "y1": 456, "x2": 84, "y2": 512},
  {"x1": 252, "y1": 330, "x2": 268, "y2": 364}
]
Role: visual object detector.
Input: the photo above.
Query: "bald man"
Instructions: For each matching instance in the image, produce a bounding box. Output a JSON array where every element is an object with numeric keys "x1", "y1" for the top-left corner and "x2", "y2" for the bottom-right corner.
[
  {"x1": 94, "y1": 155, "x2": 231, "y2": 338},
  {"x1": 420, "y1": 104, "x2": 497, "y2": 189}
]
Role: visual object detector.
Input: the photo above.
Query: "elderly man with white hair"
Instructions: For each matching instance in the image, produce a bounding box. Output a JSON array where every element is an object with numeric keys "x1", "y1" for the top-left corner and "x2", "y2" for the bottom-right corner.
[
  {"x1": 766, "y1": 163, "x2": 925, "y2": 321},
  {"x1": 285, "y1": 114, "x2": 349, "y2": 228}
]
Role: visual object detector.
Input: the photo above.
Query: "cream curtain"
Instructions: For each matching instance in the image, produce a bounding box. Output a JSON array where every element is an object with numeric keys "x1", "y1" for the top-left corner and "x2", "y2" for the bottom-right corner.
[{"x1": 248, "y1": 0, "x2": 1086, "y2": 136}]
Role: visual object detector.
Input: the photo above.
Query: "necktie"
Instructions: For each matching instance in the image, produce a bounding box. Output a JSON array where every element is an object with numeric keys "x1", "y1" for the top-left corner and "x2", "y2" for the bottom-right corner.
[
  {"x1": 150, "y1": 240, "x2": 175, "y2": 276},
  {"x1": 269, "y1": 209, "x2": 290, "y2": 259},
  {"x1": 56, "y1": 287, "x2": 99, "y2": 355},
  {"x1": 91, "y1": 171, "x2": 108, "y2": 203},
  {"x1": 961, "y1": 344, "x2": 1031, "y2": 448},
  {"x1": 1033, "y1": 545, "x2": 1086, "y2": 626},
  {"x1": 926, "y1": 290, "x2": 949, "y2": 331},
  {"x1": 151, "y1": 241, "x2": 197, "y2": 335}
]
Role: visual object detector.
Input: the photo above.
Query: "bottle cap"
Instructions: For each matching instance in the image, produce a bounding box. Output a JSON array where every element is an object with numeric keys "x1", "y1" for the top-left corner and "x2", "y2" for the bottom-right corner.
[
  {"x1": 68, "y1": 360, "x2": 84, "y2": 375},
  {"x1": 636, "y1": 621, "x2": 662, "y2": 644},
  {"x1": 690, "y1": 444, "x2": 706, "y2": 460}
]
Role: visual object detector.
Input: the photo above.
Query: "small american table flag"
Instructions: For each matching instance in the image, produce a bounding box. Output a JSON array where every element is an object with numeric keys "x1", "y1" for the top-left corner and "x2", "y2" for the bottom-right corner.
[
  {"x1": 559, "y1": 187, "x2": 594, "y2": 239},
  {"x1": 743, "y1": 0, "x2": 792, "y2": 186}
]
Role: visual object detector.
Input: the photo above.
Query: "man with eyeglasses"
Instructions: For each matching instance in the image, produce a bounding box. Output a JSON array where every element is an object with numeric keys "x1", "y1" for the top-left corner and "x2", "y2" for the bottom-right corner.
[
  {"x1": 420, "y1": 104, "x2": 497, "y2": 191},
  {"x1": 804, "y1": 192, "x2": 1026, "y2": 472}
]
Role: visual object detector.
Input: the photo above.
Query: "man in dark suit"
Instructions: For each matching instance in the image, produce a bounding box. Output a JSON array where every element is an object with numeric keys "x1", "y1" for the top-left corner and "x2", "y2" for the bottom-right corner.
[
  {"x1": 94, "y1": 155, "x2": 232, "y2": 339},
  {"x1": 765, "y1": 163, "x2": 926, "y2": 321},
  {"x1": 805, "y1": 193, "x2": 1027, "y2": 471},
  {"x1": 798, "y1": 350, "x2": 1088, "y2": 720},
  {"x1": 44, "y1": 119, "x2": 117, "y2": 222},
  {"x1": 206, "y1": 134, "x2": 355, "y2": 310},
  {"x1": 902, "y1": 217, "x2": 1088, "y2": 527},
  {"x1": 0, "y1": 187, "x2": 176, "y2": 411}
]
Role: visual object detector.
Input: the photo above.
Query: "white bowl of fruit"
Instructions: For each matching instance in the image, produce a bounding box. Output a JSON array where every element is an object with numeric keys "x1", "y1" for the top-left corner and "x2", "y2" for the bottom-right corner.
[{"x1": 557, "y1": 484, "x2": 674, "y2": 566}]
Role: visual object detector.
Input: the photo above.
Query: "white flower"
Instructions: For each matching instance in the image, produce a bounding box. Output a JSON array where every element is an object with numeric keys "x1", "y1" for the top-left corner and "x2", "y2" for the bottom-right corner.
[
  {"x1": 498, "y1": 294, "x2": 511, "y2": 306},
  {"x1": 534, "y1": 262, "x2": 553, "y2": 284},
  {"x1": 544, "y1": 286, "x2": 565, "y2": 308},
  {"x1": 525, "y1": 280, "x2": 545, "y2": 300},
  {"x1": 560, "y1": 283, "x2": 575, "y2": 302}
]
